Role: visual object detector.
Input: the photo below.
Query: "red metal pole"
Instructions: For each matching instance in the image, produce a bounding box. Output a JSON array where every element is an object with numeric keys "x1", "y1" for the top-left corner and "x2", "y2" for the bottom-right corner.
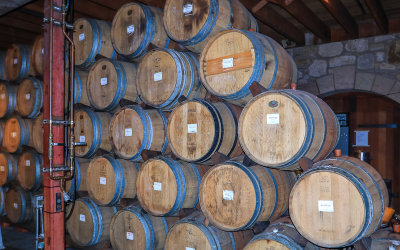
[{"x1": 43, "y1": 0, "x2": 65, "y2": 249}]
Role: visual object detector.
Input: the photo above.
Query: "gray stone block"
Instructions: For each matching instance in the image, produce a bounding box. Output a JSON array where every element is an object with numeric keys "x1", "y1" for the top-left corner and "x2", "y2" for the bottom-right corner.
[
  {"x1": 372, "y1": 75, "x2": 396, "y2": 95},
  {"x1": 316, "y1": 75, "x2": 335, "y2": 94},
  {"x1": 369, "y1": 43, "x2": 385, "y2": 51},
  {"x1": 345, "y1": 39, "x2": 368, "y2": 52},
  {"x1": 374, "y1": 35, "x2": 395, "y2": 43},
  {"x1": 318, "y1": 42, "x2": 343, "y2": 57},
  {"x1": 298, "y1": 81, "x2": 319, "y2": 95},
  {"x1": 308, "y1": 60, "x2": 327, "y2": 77},
  {"x1": 329, "y1": 55, "x2": 356, "y2": 67},
  {"x1": 376, "y1": 52, "x2": 385, "y2": 62},
  {"x1": 333, "y1": 65, "x2": 355, "y2": 90},
  {"x1": 379, "y1": 63, "x2": 397, "y2": 70},
  {"x1": 292, "y1": 46, "x2": 317, "y2": 59},
  {"x1": 357, "y1": 53, "x2": 375, "y2": 70},
  {"x1": 355, "y1": 72, "x2": 375, "y2": 91},
  {"x1": 390, "y1": 81, "x2": 400, "y2": 94}
]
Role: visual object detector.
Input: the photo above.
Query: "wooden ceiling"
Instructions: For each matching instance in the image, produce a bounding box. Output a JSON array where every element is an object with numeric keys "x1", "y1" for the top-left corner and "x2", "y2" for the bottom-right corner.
[{"x1": 0, "y1": 0, "x2": 399, "y2": 50}]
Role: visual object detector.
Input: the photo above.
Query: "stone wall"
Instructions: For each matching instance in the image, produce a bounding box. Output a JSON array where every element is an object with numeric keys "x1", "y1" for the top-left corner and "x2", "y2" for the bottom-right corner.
[{"x1": 286, "y1": 34, "x2": 400, "y2": 103}]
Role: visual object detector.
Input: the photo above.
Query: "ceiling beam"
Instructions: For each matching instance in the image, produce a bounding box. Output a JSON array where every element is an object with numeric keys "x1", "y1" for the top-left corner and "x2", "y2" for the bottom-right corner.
[
  {"x1": 0, "y1": 0, "x2": 33, "y2": 16},
  {"x1": 73, "y1": 0, "x2": 116, "y2": 21},
  {"x1": 0, "y1": 25, "x2": 38, "y2": 41},
  {"x1": 257, "y1": 20, "x2": 286, "y2": 44},
  {"x1": 364, "y1": 0, "x2": 388, "y2": 34},
  {"x1": 0, "y1": 16, "x2": 42, "y2": 33},
  {"x1": 319, "y1": 0, "x2": 358, "y2": 37}
]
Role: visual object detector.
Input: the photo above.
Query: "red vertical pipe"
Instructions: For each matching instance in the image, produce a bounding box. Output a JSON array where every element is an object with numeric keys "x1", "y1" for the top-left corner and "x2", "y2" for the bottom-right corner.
[{"x1": 43, "y1": 0, "x2": 65, "y2": 249}]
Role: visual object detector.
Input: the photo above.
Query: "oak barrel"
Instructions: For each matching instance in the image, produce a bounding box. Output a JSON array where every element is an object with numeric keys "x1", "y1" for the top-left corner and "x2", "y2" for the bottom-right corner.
[
  {"x1": 110, "y1": 105, "x2": 168, "y2": 161},
  {"x1": 199, "y1": 29, "x2": 297, "y2": 106},
  {"x1": 137, "y1": 49, "x2": 207, "y2": 110},
  {"x1": 136, "y1": 156, "x2": 201, "y2": 216},
  {"x1": 86, "y1": 155, "x2": 140, "y2": 206},
  {"x1": 111, "y1": 3, "x2": 175, "y2": 60},
  {"x1": 0, "y1": 152, "x2": 18, "y2": 186},
  {"x1": 32, "y1": 113, "x2": 43, "y2": 153},
  {"x1": 289, "y1": 156, "x2": 388, "y2": 248},
  {"x1": 167, "y1": 99, "x2": 242, "y2": 165},
  {"x1": 17, "y1": 151, "x2": 43, "y2": 191},
  {"x1": 199, "y1": 157, "x2": 297, "y2": 231},
  {"x1": 5, "y1": 44, "x2": 35, "y2": 82},
  {"x1": 0, "y1": 82, "x2": 17, "y2": 118},
  {"x1": 31, "y1": 35, "x2": 44, "y2": 75},
  {"x1": 0, "y1": 120, "x2": 4, "y2": 145},
  {"x1": 74, "y1": 107, "x2": 112, "y2": 158},
  {"x1": 87, "y1": 58, "x2": 139, "y2": 111},
  {"x1": 0, "y1": 51, "x2": 6, "y2": 80},
  {"x1": 163, "y1": 0, "x2": 258, "y2": 53},
  {"x1": 66, "y1": 197, "x2": 117, "y2": 246},
  {"x1": 65, "y1": 69, "x2": 90, "y2": 107},
  {"x1": 0, "y1": 187, "x2": 7, "y2": 215},
  {"x1": 73, "y1": 18, "x2": 116, "y2": 69},
  {"x1": 66, "y1": 158, "x2": 90, "y2": 197},
  {"x1": 3, "y1": 116, "x2": 34, "y2": 153},
  {"x1": 165, "y1": 211, "x2": 253, "y2": 250},
  {"x1": 110, "y1": 205, "x2": 172, "y2": 250},
  {"x1": 5, "y1": 186, "x2": 32, "y2": 223},
  {"x1": 238, "y1": 89, "x2": 340, "y2": 170},
  {"x1": 16, "y1": 77, "x2": 43, "y2": 118}
]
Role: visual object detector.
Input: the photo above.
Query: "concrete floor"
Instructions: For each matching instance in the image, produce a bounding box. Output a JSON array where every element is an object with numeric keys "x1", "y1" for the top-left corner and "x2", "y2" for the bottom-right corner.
[{"x1": 1, "y1": 226, "x2": 35, "y2": 250}]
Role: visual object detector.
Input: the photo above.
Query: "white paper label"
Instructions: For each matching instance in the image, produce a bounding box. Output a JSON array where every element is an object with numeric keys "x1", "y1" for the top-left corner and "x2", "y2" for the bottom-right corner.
[
  {"x1": 100, "y1": 77, "x2": 108, "y2": 86},
  {"x1": 26, "y1": 160, "x2": 30, "y2": 166},
  {"x1": 393, "y1": 241, "x2": 400, "y2": 246},
  {"x1": 223, "y1": 190, "x2": 234, "y2": 200},
  {"x1": 125, "y1": 128, "x2": 132, "y2": 136},
  {"x1": 13, "y1": 58, "x2": 18, "y2": 64},
  {"x1": 79, "y1": 214, "x2": 85, "y2": 222},
  {"x1": 79, "y1": 33, "x2": 85, "y2": 41},
  {"x1": 267, "y1": 114, "x2": 279, "y2": 125},
  {"x1": 222, "y1": 58, "x2": 234, "y2": 68},
  {"x1": 100, "y1": 177, "x2": 107, "y2": 185},
  {"x1": 12, "y1": 132, "x2": 17, "y2": 138},
  {"x1": 153, "y1": 182, "x2": 162, "y2": 191},
  {"x1": 183, "y1": 4, "x2": 193, "y2": 15},
  {"x1": 187, "y1": 124, "x2": 197, "y2": 133},
  {"x1": 1, "y1": 93, "x2": 5, "y2": 99},
  {"x1": 0, "y1": 166, "x2": 4, "y2": 172},
  {"x1": 25, "y1": 93, "x2": 31, "y2": 100},
  {"x1": 127, "y1": 25, "x2": 135, "y2": 34},
  {"x1": 126, "y1": 232, "x2": 134, "y2": 240},
  {"x1": 186, "y1": 248, "x2": 195, "y2": 250},
  {"x1": 318, "y1": 200, "x2": 334, "y2": 212},
  {"x1": 13, "y1": 203, "x2": 18, "y2": 209},
  {"x1": 389, "y1": 246, "x2": 395, "y2": 250},
  {"x1": 79, "y1": 135, "x2": 85, "y2": 142},
  {"x1": 154, "y1": 72, "x2": 162, "y2": 82},
  {"x1": 42, "y1": 48, "x2": 44, "y2": 54}
]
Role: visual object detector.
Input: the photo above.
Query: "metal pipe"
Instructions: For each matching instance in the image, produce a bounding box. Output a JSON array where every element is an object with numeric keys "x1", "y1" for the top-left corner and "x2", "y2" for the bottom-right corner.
[{"x1": 48, "y1": 0, "x2": 54, "y2": 178}]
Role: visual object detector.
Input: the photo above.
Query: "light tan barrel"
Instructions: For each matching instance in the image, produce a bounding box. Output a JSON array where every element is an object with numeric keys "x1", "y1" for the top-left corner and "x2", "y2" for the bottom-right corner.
[
  {"x1": 86, "y1": 156, "x2": 140, "y2": 206},
  {"x1": 110, "y1": 105, "x2": 168, "y2": 161},
  {"x1": 31, "y1": 35, "x2": 44, "y2": 75},
  {"x1": 199, "y1": 29, "x2": 297, "y2": 106},
  {"x1": 16, "y1": 77, "x2": 43, "y2": 118},
  {"x1": 66, "y1": 197, "x2": 117, "y2": 247},
  {"x1": 167, "y1": 99, "x2": 242, "y2": 165},
  {"x1": 239, "y1": 89, "x2": 340, "y2": 170},
  {"x1": 163, "y1": 0, "x2": 258, "y2": 53},
  {"x1": 74, "y1": 107, "x2": 112, "y2": 158},
  {"x1": 289, "y1": 156, "x2": 388, "y2": 248},
  {"x1": 165, "y1": 211, "x2": 253, "y2": 250},
  {"x1": 199, "y1": 156, "x2": 297, "y2": 231},
  {"x1": 3, "y1": 116, "x2": 34, "y2": 153},
  {"x1": 5, "y1": 44, "x2": 35, "y2": 82},
  {"x1": 136, "y1": 156, "x2": 201, "y2": 216},
  {"x1": 17, "y1": 151, "x2": 43, "y2": 191},
  {"x1": 0, "y1": 152, "x2": 18, "y2": 186},
  {"x1": 65, "y1": 158, "x2": 90, "y2": 197},
  {"x1": 87, "y1": 58, "x2": 139, "y2": 111},
  {"x1": 5, "y1": 186, "x2": 32, "y2": 223},
  {"x1": 0, "y1": 82, "x2": 17, "y2": 118},
  {"x1": 65, "y1": 69, "x2": 90, "y2": 107},
  {"x1": 137, "y1": 49, "x2": 207, "y2": 110},
  {"x1": 73, "y1": 18, "x2": 116, "y2": 69},
  {"x1": 32, "y1": 113, "x2": 43, "y2": 153}
]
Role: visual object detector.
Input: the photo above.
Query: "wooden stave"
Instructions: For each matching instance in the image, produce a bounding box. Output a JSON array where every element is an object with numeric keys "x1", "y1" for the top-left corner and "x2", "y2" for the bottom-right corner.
[
  {"x1": 32, "y1": 113, "x2": 43, "y2": 154},
  {"x1": 0, "y1": 82, "x2": 17, "y2": 118},
  {"x1": 3, "y1": 116, "x2": 34, "y2": 153},
  {"x1": 0, "y1": 152, "x2": 18, "y2": 186},
  {"x1": 0, "y1": 120, "x2": 4, "y2": 145},
  {"x1": 0, "y1": 186, "x2": 7, "y2": 215},
  {"x1": 5, "y1": 44, "x2": 35, "y2": 82},
  {"x1": 16, "y1": 77, "x2": 43, "y2": 118},
  {"x1": 31, "y1": 35, "x2": 44, "y2": 76},
  {"x1": 0, "y1": 51, "x2": 6, "y2": 80},
  {"x1": 17, "y1": 151, "x2": 43, "y2": 191},
  {"x1": 66, "y1": 157, "x2": 90, "y2": 197},
  {"x1": 65, "y1": 69, "x2": 90, "y2": 107},
  {"x1": 5, "y1": 186, "x2": 32, "y2": 224}
]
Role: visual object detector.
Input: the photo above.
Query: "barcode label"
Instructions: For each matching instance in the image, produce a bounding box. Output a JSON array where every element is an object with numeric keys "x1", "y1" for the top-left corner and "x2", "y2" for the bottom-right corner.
[
  {"x1": 125, "y1": 128, "x2": 132, "y2": 136},
  {"x1": 100, "y1": 177, "x2": 107, "y2": 185},
  {"x1": 267, "y1": 114, "x2": 279, "y2": 125},
  {"x1": 80, "y1": 214, "x2": 85, "y2": 222},
  {"x1": 0, "y1": 166, "x2": 4, "y2": 172},
  {"x1": 127, "y1": 25, "x2": 135, "y2": 34},
  {"x1": 13, "y1": 58, "x2": 18, "y2": 64},
  {"x1": 183, "y1": 4, "x2": 193, "y2": 15},
  {"x1": 126, "y1": 232, "x2": 134, "y2": 240},
  {"x1": 12, "y1": 132, "x2": 17, "y2": 138},
  {"x1": 100, "y1": 77, "x2": 108, "y2": 86},
  {"x1": 26, "y1": 160, "x2": 30, "y2": 166},
  {"x1": 154, "y1": 72, "x2": 162, "y2": 82},
  {"x1": 186, "y1": 247, "x2": 195, "y2": 250},
  {"x1": 1, "y1": 93, "x2": 5, "y2": 99},
  {"x1": 318, "y1": 200, "x2": 334, "y2": 212},
  {"x1": 222, "y1": 58, "x2": 233, "y2": 68},
  {"x1": 223, "y1": 190, "x2": 234, "y2": 200},
  {"x1": 79, "y1": 33, "x2": 85, "y2": 41},
  {"x1": 13, "y1": 203, "x2": 18, "y2": 208},
  {"x1": 153, "y1": 182, "x2": 162, "y2": 191},
  {"x1": 187, "y1": 124, "x2": 197, "y2": 133},
  {"x1": 79, "y1": 136, "x2": 85, "y2": 142},
  {"x1": 25, "y1": 93, "x2": 30, "y2": 100}
]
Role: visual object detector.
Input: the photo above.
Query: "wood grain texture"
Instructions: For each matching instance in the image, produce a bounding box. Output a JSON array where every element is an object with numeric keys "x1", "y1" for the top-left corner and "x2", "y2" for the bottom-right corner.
[
  {"x1": 65, "y1": 69, "x2": 90, "y2": 107},
  {"x1": 31, "y1": 35, "x2": 43, "y2": 75},
  {"x1": 3, "y1": 116, "x2": 34, "y2": 153},
  {"x1": 17, "y1": 151, "x2": 42, "y2": 191},
  {"x1": 0, "y1": 152, "x2": 17, "y2": 186},
  {"x1": 5, "y1": 186, "x2": 32, "y2": 224},
  {"x1": 32, "y1": 113, "x2": 43, "y2": 154},
  {"x1": 5, "y1": 44, "x2": 35, "y2": 81},
  {"x1": 16, "y1": 77, "x2": 43, "y2": 118},
  {"x1": 65, "y1": 157, "x2": 90, "y2": 194},
  {"x1": 0, "y1": 82, "x2": 17, "y2": 118}
]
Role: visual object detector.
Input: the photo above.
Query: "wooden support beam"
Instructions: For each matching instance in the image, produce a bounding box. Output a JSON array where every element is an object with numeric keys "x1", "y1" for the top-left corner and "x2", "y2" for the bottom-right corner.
[
  {"x1": 257, "y1": 21, "x2": 286, "y2": 44},
  {"x1": 319, "y1": 0, "x2": 358, "y2": 37},
  {"x1": 0, "y1": 16, "x2": 42, "y2": 34},
  {"x1": 74, "y1": 0, "x2": 116, "y2": 21},
  {"x1": 364, "y1": 0, "x2": 388, "y2": 34},
  {"x1": 0, "y1": 26, "x2": 38, "y2": 41}
]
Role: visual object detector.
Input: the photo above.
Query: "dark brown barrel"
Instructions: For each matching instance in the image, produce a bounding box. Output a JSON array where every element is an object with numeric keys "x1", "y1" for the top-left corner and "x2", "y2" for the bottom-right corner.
[
  {"x1": 289, "y1": 156, "x2": 388, "y2": 248},
  {"x1": 0, "y1": 82, "x2": 17, "y2": 118},
  {"x1": 5, "y1": 44, "x2": 35, "y2": 82},
  {"x1": 32, "y1": 113, "x2": 43, "y2": 153},
  {"x1": 199, "y1": 29, "x2": 297, "y2": 106},
  {"x1": 5, "y1": 186, "x2": 32, "y2": 223},
  {"x1": 17, "y1": 151, "x2": 43, "y2": 191},
  {"x1": 3, "y1": 116, "x2": 34, "y2": 153},
  {"x1": 16, "y1": 77, "x2": 43, "y2": 118},
  {"x1": 31, "y1": 35, "x2": 44, "y2": 76},
  {"x1": 0, "y1": 152, "x2": 18, "y2": 186},
  {"x1": 239, "y1": 89, "x2": 340, "y2": 170}
]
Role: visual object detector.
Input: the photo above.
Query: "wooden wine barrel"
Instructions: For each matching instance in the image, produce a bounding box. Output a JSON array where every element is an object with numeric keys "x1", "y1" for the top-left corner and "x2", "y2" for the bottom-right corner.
[
  {"x1": 0, "y1": 187, "x2": 7, "y2": 215},
  {"x1": 65, "y1": 69, "x2": 90, "y2": 107},
  {"x1": 86, "y1": 156, "x2": 140, "y2": 206},
  {"x1": 136, "y1": 156, "x2": 201, "y2": 216},
  {"x1": 66, "y1": 158, "x2": 90, "y2": 197},
  {"x1": 73, "y1": 18, "x2": 116, "y2": 69},
  {"x1": 111, "y1": 3, "x2": 175, "y2": 60},
  {"x1": 110, "y1": 205, "x2": 171, "y2": 250},
  {"x1": 199, "y1": 157, "x2": 297, "y2": 231},
  {"x1": 163, "y1": 0, "x2": 258, "y2": 53},
  {"x1": 87, "y1": 58, "x2": 139, "y2": 111},
  {"x1": 0, "y1": 82, "x2": 17, "y2": 118},
  {"x1": 0, "y1": 51, "x2": 6, "y2": 80},
  {"x1": 66, "y1": 197, "x2": 117, "y2": 246},
  {"x1": 31, "y1": 35, "x2": 44, "y2": 75},
  {"x1": 167, "y1": 99, "x2": 242, "y2": 165},
  {"x1": 3, "y1": 116, "x2": 34, "y2": 153},
  {"x1": 0, "y1": 152, "x2": 18, "y2": 186},
  {"x1": 165, "y1": 211, "x2": 253, "y2": 250},
  {"x1": 5, "y1": 186, "x2": 32, "y2": 223},
  {"x1": 16, "y1": 77, "x2": 43, "y2": 118},
  {"x1": 17, "y1": 151, "x2": 43, "y2": 191},
  {"x1": 199, "y1": 29, "x2": 297, "y2": 106},
  {"x1": 74, "y1": 107, "x2": 112, "y2": 158},
  {"x1": 110, "y1": 105, "x2": 168, "y2": 161},
  {"x1": 289, "y1": 156, "x2": 388, "y2": 248},
  {"x1": 137, "y1": 49, "x2": 207, "y2": 110},
  {"x1": 5, "y1": 44, "x2": 35, "y2": 82},
  {"x1": 32, "y1": 113, "x2": 43, "y2": 154},
  {"x1": 239, "y1": 89, "x2": 340, "y2": 170},
  {"x1": 0, "y1": 120, "x2": 4, "y2": 145}
]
